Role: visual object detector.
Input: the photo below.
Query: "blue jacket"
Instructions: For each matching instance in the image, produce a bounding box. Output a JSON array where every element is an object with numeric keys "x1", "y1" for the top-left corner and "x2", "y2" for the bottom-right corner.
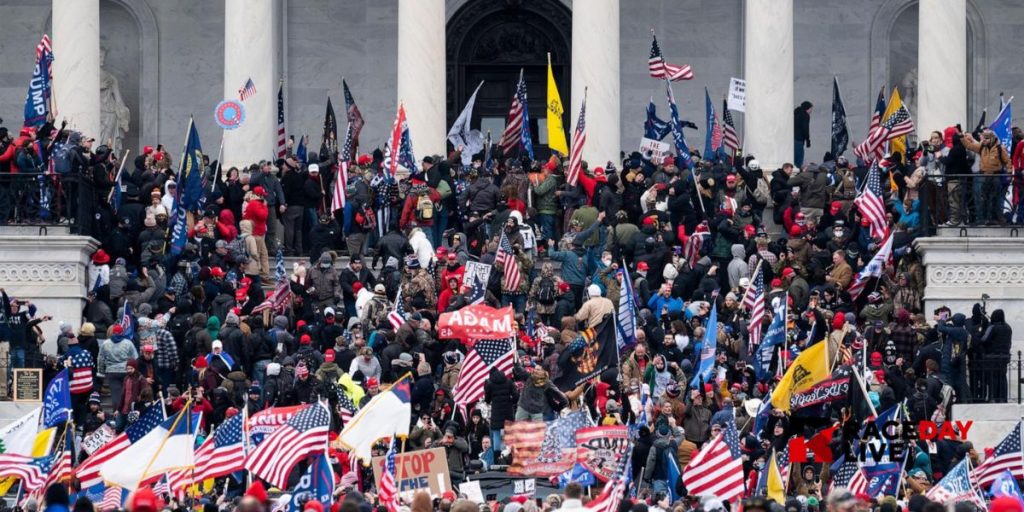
[
  {"x1": 647, "y1": 294, "x2": 684, "y2": 320},
  {"x1": 548, "y1": 249, "x2": 587, "y2": 285}
]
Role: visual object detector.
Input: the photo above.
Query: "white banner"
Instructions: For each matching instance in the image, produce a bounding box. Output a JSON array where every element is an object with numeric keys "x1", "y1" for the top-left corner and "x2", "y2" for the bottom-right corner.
[
  {"x1": 639, "y1": 138, "x2": 671, "y2": 163},
  {"x1": 727, "y1": 77, "x2": 747, "y2": 112}
]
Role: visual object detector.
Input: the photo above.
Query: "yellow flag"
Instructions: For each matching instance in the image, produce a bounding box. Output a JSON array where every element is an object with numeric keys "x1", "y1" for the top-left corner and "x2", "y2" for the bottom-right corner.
[
  {"x1": 546, "y1": 54, "x2": 569, "y2": 155},
  {"x1": 770, "y1": 339, "x2": 830, "y2": 412},
  {"x1": 883, "y1": 87, "x2": 906, "y2": 159},
  {"x1": 767, "y1": 451, "x2": 786, "y2": 503}
]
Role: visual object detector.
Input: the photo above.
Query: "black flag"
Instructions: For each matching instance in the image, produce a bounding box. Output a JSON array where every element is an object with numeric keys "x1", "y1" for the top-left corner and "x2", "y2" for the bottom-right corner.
[
  {"x1": 831, "y1": 76, "x2": 850, "y2": 157},
  {"x1": 555, "y1": 315, "x2": 619, "y2": 391},
  {"x1": 321, "y1": 97, "x2": 338, "y2": 155}
]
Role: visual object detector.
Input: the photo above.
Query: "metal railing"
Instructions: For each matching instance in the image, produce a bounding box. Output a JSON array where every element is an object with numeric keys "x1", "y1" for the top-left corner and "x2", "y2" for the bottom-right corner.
[
  {"x1": 0, "y1": 173, "x2": 77, "y2": 226},
  {"x1": 919, "y1": 173, "x2": 1024, "y2": 234},
  {"x1": 957, "y1": 350, "x2": 1024, "y2": 404}
]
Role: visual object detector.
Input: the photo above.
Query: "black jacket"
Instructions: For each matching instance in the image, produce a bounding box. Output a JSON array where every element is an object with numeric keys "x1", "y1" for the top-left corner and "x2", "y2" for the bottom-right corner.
[
  {"x1": 794, "y1": 105, "x2": 811, "y2": 144},
  {"x1": 483, "y1": 368, "x2": 517, "y2": 429}
]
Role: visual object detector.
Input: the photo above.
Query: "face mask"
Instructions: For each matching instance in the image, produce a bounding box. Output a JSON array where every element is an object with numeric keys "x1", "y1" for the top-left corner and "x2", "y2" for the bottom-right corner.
[
  {"x1": 602, "y1": 258, "x2": 612, "y2": 266},
  {"x1": 835, "y1": 229, "x2": 845, "y2": 238},
  {"x1": 754, "y1": 462, "x2": 764, "y2": 470}
]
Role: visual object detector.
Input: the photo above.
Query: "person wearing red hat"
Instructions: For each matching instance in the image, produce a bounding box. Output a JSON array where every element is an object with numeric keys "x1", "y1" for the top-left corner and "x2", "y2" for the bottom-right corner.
[
  {"x1": 129, "y1": 487, "x2": 161, "y2": 512},
  {"x1": 243, "y1": 181, "x2": 272, "y2": 280},
  {"x1": 530, "y1": 157, "x2": 560, "y2": 245},
  {"x1": 88, "y1": 249, "x2": 111, "y2": 291}
]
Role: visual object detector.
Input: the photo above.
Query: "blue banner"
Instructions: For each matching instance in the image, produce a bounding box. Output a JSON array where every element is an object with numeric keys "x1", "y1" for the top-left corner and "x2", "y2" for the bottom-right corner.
[
  {"x1": 862, "y1": 463, "x2": 901, "y2": 497},
  {"x1": 690, "y1": 301, "x2": 718, "y2": 388},
  {"x1": 289, "y1": 453, "x2": 335, "y2": 512},
  {"x1": 180, "y1": 119, "x2": 205, "y2": 210},
  {"x1": 756, "y1": 300, "x2": 788, "y2": 381},
  {"x1": 991, "y1": 470, "x2": 1024, "y2": 503},
  {"x1": 23, "y1": 39, "x2": 53, "y2": 128},
  {"x1": 645, "y1": 99, "x2": 671, "y2": 141},
  {"x1": 43, "y1": 369, "x2": 71, "y2": 428},
  {"x1": 665, "y1": 80, "x2": 693, "y2": 169},
  {"x1": 991, "y1": 100, "x2": 1013, "y2": 152},
  {"x1": 557, "y1": 463, "x2": 596, "y2": 489}
]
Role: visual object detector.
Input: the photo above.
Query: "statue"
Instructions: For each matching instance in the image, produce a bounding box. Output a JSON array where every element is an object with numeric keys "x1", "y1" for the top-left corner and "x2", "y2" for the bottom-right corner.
[
  {"x1": 901, "y1": 67, "x2": 918, "y2": 115},
  {"x1": 99, "y1": 47, "x2": 130, "y2": 152}
]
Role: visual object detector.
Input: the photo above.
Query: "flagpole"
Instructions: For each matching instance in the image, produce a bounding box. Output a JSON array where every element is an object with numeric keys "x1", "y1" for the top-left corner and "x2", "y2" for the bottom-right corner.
[
  {"x1": 107, "y1": 149, "x2": 131, "y2": 205},
  {"x1": 138, "y1": 404, "x2": 190, "y2": 489}
]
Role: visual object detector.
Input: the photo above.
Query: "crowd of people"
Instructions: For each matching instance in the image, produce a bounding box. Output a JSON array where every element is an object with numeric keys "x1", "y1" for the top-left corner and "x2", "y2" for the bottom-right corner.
[{"x1": 1, "y1": 100, "x2": 1023, "y2": 512}]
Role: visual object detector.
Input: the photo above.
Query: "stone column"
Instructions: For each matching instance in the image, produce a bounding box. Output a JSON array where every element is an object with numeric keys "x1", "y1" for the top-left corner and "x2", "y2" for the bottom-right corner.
[
  {"x1": 223, "y1": 0, "x2": 277, "y2": 168},
  {"x1": 51, "y1": 0, "x2": 101, "y2": 139},
  {"x1": 572, "y1": 0, "x2": 620, "y2": 167},
  {"x1": 397, "y1": 0, "x2": 446, "y2": 157},
  {"x1": 743, "y1": 0, "x2": 794, "y2": 170},
  {"x1": 918, "y1": 0, "x2": 966, "y2": 137}
]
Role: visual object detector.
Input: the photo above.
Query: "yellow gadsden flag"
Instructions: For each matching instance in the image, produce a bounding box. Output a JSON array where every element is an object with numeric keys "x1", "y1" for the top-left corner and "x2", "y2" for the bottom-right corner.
[
  {"x1": 767, "y1": 450, "x2": 786, "y2": 503},
  {"x1": 546, "y1": 54, "x2": 569, "y2": 155},
  {"x1": 883, "y1": 87, "x2": 906, "y2": 160},
  {"x1": 770, "y1": 339, "x2": 830, "y2": 412}
]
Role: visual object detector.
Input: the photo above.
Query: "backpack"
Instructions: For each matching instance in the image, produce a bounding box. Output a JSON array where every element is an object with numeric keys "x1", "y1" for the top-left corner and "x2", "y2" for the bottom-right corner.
[
  {"x1": 227, "y1": 234, "x2": 251, "y2": 264},
  {"x1": 416, "y1": 194, "x2": 434, "y2": 221},
  {"x1": 51, "y1": 141, "x2": 74, "y2": 174},
  {"x1": 537, "y1": 277, "x2": 556, "y2": 305}
]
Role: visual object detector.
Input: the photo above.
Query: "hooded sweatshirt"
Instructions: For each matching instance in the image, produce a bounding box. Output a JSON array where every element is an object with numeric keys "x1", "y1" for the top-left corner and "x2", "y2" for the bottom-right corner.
[
  {"x1": 726, "y1": 244, "x2": 749, "y2": 288},
  {"x1": 97, "y1": 333, "x2": 139, "y2": 375}
]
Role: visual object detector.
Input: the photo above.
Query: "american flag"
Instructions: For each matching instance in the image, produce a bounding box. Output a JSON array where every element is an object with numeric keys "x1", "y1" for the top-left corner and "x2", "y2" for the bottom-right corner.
[
  {"x1": 585, "y1": 453, "x2": 632, "y2": 512},
  {"x1": 100, "y1": 485, "x2": 124, "y2": 511},
  {"x1": 722, "y1": 98, "x2": 740, "y2": 152},
  {"x1": 251, "y1": 274, "x2": 293, "y2": 314},
  {"x1": 743, "y1": 265, "x2": 766, "y2": 347},
  {"x1": 0, "y1": 454, "x2": 51, "y2": 490},
  {"x1": 388, "y1": 286, "x2": 407, "y2": 330},
  {"x1": 648, "y1": 31, "x2": 693, "y2": 81},
  {"x1": 452, "y1": 338, "x2": 515, "y2": 412},
  {"x1": 854, "y1": 87, "x2": 886, "y2": 163},
  {"x1": 68, "y1": 347, "x2": 94, "y2": 394},
  {"x1": 830, "y1": 457, "x2": 861, "y2": 492},
  {"x1": 681, "y1": 421, "x2": 745, "y2": 502},
  {"x1": 496, "y1": 231, "x2": 522, "y2": 291},
  {"x1": 972, "y1": 421, "x2": 1023, "y2": 487},
  {"x1": 276, "y1": 83, "x2": 287, "y2": 158},
  {"x1": 853, "y1": 104, "x2": 914, "y2": 165},
  {"x1": 170, "y1": 412, "x2": 246, "y2": 491},
  {"x1": 505, "y1": 411, "x2": 591, "y2": 476},
  {"x1": 377, "y1": 439, "x2": 399, "y2": 512},
  {"x1": 928, "y1": 458, "x2": 987, "y2": 508},
  {"x1": 119, "y1": 302, "x2": 135, "y2": 339},
  {"x1": 247, "y1": 402, "x2": 331, "y2": 488},
  {"x1": 76, "y1": 404, "x2": 164, "y2": 488},
  {"x1": 847, "y1": 231, "x2": 893, "y2": 301},
  {"x1": 38, "y1": 427, "x2": 74, "y2": 493},
  {"x1": 499, "y1": 70, "x2": 533, "y2": 159},
  {"x1": 153, "y1": 477, "x2": 170, "y2": 497},
  {"x1": 567, "y1": 92, "x2": 587, "y2": 187},
  {"x1": 239, "y1": 78, "x2": 257, "y2": 101},
  {"x1": 683, "y1": 225, "x2": 710, "y2": 268},
  {"x1": 856, "y1": 162, "x2": 888, "y2": 241},
  {"x1": 336, "y1": 389, "x2": 358, "y2": 426},
  {"x1": 383, "y1": 105, "x2": 407, "y2": 178},
  {"x1": 343, "y1": 79, "x2": 364, "y2": 150},
  {"x1": 36, "y1": 34, "x2": 52, "y2": 61},
  {"x1": 331, "y1": 123, "x2": 353, "y2": 212}
]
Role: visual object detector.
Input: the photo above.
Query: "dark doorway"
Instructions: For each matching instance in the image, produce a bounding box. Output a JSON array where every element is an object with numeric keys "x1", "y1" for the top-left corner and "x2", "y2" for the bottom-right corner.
[{"x1": 446, "y1": 0, "x2": 572, "y2": 160}]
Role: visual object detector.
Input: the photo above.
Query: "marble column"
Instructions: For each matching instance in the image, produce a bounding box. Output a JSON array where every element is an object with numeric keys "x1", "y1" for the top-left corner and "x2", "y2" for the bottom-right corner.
[
  {"x1": 51, "y1": 0, "x2": 100, "y2": 139},
  {"x1": 223, "y1": 0, "x2": 277, "y2": 168},
  {"x1": 397, "y1": 0, "x2": 446, "y2": 157},
  {"x1": 743, "y1": 0, "x2": 794, "y2": 170},
  {"x1": 918, "y1": 0, "x2": 966, "y2": 138},
  {"x1": 572, "y1": 0, "x2": 620, "y2": 167}
]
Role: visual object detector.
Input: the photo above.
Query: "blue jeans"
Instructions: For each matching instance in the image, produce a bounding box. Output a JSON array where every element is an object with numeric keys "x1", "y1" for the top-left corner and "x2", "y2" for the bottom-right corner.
[
  {"x1": 794, "y1": 141, "x2": 805, "y2": 168},
  {"x1": 537, "y1": 214, "x2": 556, "y2": 243},
  {"x1": 491, "y1": 429, "x2": 505, "y2": 453},
  {"x1": 8, "y1": 346, "x2": 25, "y2": 384},
  {"x1": 252, "y1": 359, "x2": 271, "y2": 387},
  {"x1": 431, "y1": 209, "x2": 448, "y2": 248}
]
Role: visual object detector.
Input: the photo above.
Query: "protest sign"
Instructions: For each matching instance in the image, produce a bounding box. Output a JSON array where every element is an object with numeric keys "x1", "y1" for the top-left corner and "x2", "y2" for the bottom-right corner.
[
  {"x1": 639, "y1": 138, "x2": 670, "y2": 162},
  {"x1": 727, "y1": 78, "x2": 746, "y2": 112},
  {"x1": 82, "y1": 424, "x2": 116, "y2": 455},
  {"x1": 372, "y1": 447, "x2": 452, "y2": 497}
]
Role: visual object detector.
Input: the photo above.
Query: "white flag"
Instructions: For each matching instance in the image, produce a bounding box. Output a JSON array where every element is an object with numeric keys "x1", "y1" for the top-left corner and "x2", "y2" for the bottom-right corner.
[{"x1": 447, "y1": 81, "x2": 485, "y2": 166}]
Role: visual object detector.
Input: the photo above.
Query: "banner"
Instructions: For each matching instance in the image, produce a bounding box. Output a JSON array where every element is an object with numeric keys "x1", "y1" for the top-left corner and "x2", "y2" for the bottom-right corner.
[
  {"x1": 462, "y1": 261, "x2": 492, "y2": 305},
  {"x1": 43, "y1": 369, "x2": 71, "y2": 428},
  {"x1": 507, "y1": 410, "x2": 590, "y2": 477},
  {"x1": 437, "y1": 304, "x2": 514, "y2": 341},
  {"x1": 288, "y1": 453, "x2": 334, "y2": 512},
  {"x1": 727, "y1": 78, "x2": 746, "y2": 112},
  {"x1": 82, "y1": 424, "x2": 116, "y2": 455},
  {"x1": 248, "y1": 405, "x2": 305, "y2": 444},
  {"x1": 23, "y1": 36, "x2": 53, "y2": 128},
  {"x1": 639, "y1": 137, "x2": 670, "y2": 162},
  {"x1": 372, "y1": 447, "x2": 451, "y2": 497},
  {"x1": 575, "y1": 426, "x2": 629, "y2": 482},
  {"x1": 790, "y1": 376, "x2": 849, "y2": 410}
]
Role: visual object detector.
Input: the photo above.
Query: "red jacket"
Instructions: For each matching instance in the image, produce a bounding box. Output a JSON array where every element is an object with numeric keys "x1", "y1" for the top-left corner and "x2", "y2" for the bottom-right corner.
[
  {"x1": 243, "y1": 198, "x2": 269, "y2": 236},
  {"x1": 218, "y1": 209, "x2": 238, "y2": 241},
  {"x1": 1013, "y1": 139, "x2": 1024, "y2": 171},
  {"x1": 400, "y1": 187, "x2": 442, "y2": 229}
]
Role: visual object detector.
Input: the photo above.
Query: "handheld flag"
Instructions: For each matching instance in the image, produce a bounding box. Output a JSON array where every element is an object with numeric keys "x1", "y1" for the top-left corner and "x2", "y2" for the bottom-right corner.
[
  {"x1": 991, "y1": 97, "x2": 1014, "y2": 152},
  {"x1": 338, "y1": 375, "x2": 412, "y2": 462},
  {"x1": 170, "y1": 119, "x2": 204, "y2": 256},
  {"x1": 690, "y1": 301, "x2": 718, "y2": 388},
  {"x1": 704, "y1": 87, "x2": 726, "y2": 162},
  {"x1": 854, "y1": 87, "x2": 887, "y2": 163},
  {"x1": 832, "y1": 77, "x2": 850, "y2": 157},
  {"x1": 448, "y1": 81, "x2": 485, "y2": 166},
  {"x1": 855, "y1": 161, "x2": 888, "y2": 241},
  {"x1": 927, "y1": 458, "x2": 987, "y2": 508},
  {"x1": 665, "y1": 80, "x2": 693, "y2": 169},
  {"x1": 343, "y1": 79, "x2": 365, "y2": 150},
  {"x1": 23, "y1": 35, "x2": 53, "y2": 128},
  {"x1": 546, "y1": 54, "x2": 569, "y2": 155},
  {"x1": 616, "y1": 264, "x2": 637, "y2": 350},
  {"x1": 567, "y1": 89, "x2": 587, "y2": 187},
  {"x1": 498, "y1": 70, "x2": 533, "y2": 160},
  {"x1": 247, "y1": 402, "x2": 331, "y2": 488},
  {"x1": 296, "y1": 135, "x2": 308, "y2": 165},
  {"x1": 321, "y1": 97, "x2": 338, "y2": 154},
  {"x1": 100, "y1": 408, "x2": 197, "y2": 490},
  {"x1": 755, "y1": 298, "x2": 787, "y2": 381},
  {"x1": 276, "y1": 82, "x2": 287, "y2": 158},
  {"x1": 766, "y1": 451, "x2": 786, "y2": 503},
  {"x1": 645, "y1": 98, "x2": 672, "y2": 141},
  {"x1": 882, "y1": 88, "x2": 908, "y2": 158},
  {"x1": 238, "y1": 78, "x2": 257, "y2": 101},
  {"x1": 990, "y1": 470, "x2": 1024, "y2": 505},
  {"x1": 648, "y1": 30, "x2": 693, "y2": 81},
  {"x1": 288, "y1": 453, "x2": 335, "y2": 512},
  {"x1": 42, "y1": 369, "x2": 71, "y2": 428},
  {"x1": 721, "y1": 98, "x2": 740, "y2": 152},
  {"x1": 377, "y1": 439, "x2": 399, "y2": 512},
  {"x1": 770, "y1": 339, "x2": 830, "y2": 412},
  {"x1": 847, "y1": 233, "x2": 894, "y2": 301}
]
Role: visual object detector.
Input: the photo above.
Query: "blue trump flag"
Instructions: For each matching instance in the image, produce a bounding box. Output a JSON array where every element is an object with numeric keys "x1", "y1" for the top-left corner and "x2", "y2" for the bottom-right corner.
[
  {"x1": 664, "y1": 449, "x2": 681, "y2": 502},
  {"x1": 755, "y1": 299, "x2": 787, "y2": 381},
  {"x1": 645, "y1": 98, "x2": 672, "y2": 141},
  {"x1": 703, "y1": 88, "x2": 726, "y2": 162},
  {"x1": 991, "y1": 470, "x2": 1024, "y2": 504},
  {"x1": 43, "y1": 368, "x2": 71, "y2": 427},
  {"x1": 861, "y1": 463, "x2": 901, "y2": 498},
  {"x1": 558, "y1": 463, "x2": 596, "y2": 489},
  {"x1": 289, "y1": 453, "x2": 335, "y2": 512},
  {"x1": 991, "y1": 98, "x2": 1013, "y2": 152},
  {"x1": 665, "y1": 79, "x2": 693, "y2": 169},
  {"x1": 690, "y1": 300, "x2": 718, "y2": 388},
  {"x1": 296, "y1": 135, "x2": 308, "y2": 165},
  {"x1": 23, "y1": 36, "x2": 54, "y2": 128},
  {"x1": 170, "y1": 118, "x2": 203, "y2": 256}
]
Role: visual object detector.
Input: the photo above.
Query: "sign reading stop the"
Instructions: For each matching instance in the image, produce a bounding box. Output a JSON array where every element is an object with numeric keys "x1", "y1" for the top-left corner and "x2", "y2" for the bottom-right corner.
[{"x1": 372, "y1": 447, "x2": 452, "y2": 497}]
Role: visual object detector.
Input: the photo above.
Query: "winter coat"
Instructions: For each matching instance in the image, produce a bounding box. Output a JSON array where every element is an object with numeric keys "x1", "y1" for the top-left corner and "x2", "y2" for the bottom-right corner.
[
  {"x1": 483, "y1": 368, "x2": 517, "y2": 429},
  {"x1": 532, "y1": 174, "x2": 558, "y2": 215},
  {"x1": 242, "y1": 198, "x2": 269, "y2": 236},
  {"x1": 961, "y1": 135, "x2": 1010, "y2": 174},
  {"x1": 726, "y1": 244, "x2": 748, "y2": 288},
  {"x1": 97, "y1": 335, "x2": 139, "y2": 375},
  {"x1": 790, "y1": 166, "x2": 829, "y2": 209},
  {"x1": 983, "y1": 309, "x2": 1013, "y2": 361}
]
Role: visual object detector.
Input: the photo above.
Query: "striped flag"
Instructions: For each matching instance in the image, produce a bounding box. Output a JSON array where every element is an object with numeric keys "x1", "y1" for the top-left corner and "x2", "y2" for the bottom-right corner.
[
  {"x1": 388, "y1": 286, "x2": 407, "y2": 330},
  {"x1": 847, "y1": 233, "x2": 893, "y2": 301},
  {"x1": 854, "y1": 87, "x2": 886, "y2": 163},
  {"x1": 36, "y1": 34, "x2": 52, "y2": 63},
  {"x1": 343, "y1": 79, "x2": 364, "y2": 150},
  {"x1": 170, "y1": 412, "x2": 246, "y2": 492},
  {"x1": 681, "y1": 421, "x2": 745, "y2": 502},
  {"x1": 378, "y1": 439, "x2": 399, "y2": 512},
  {"x1": 452, "y1": 338, "x2": 515, "y2": 412},
  {"x1": 722, "y1": 98, "x2": 740, "y2": 152},
  {"x1": 855, "y1": 161, "x2": 888, "y2": 240},
  {"x1": 973, "y1": 421, "x2": 1023, "y2": 488},
  {"x1": 648, "y1": 31, "x2": 693, "y2": 81},
  {"x1": 276, "y1": 83, "x2": 287, "y2": 158},
  {"x1": 585, "y1": 453, "x2": 632, "y2": 512},
  {"x1": 853, "y1": 105, "x2": 914, "y2": 165},
  {"x1": 68, "y1": 347, "x2": 94, "y2": 394},
  {"x1": 496, "y1": 231, "x2": 522, "y2": 291},
  {"x1": 331, "y1": 123, "x2": 353, "y2": 212},
  {"x1": 743, "y1": 264, "x2": 766, "y2": 347},
  {"x1": 336, "y1": 389, "x2": 358, "y2": 426},
  {"x1": 567, "y1": 90, "x2": 587, "y2": 187},
  {"x1": 499, "y1": 70, "x2": 533, "y2": 159},
  {"x1": 683, "y1": 224, "x2": 710, "y2": 268},
  {"x1": 505, "y1": 411, "x2": 592, "y2": 476},
  {"x1": 247, "y1": 402, "x2": 331, "y2": 488},
  {"x1": 238, "y1": 78, "x2": 257, "y2": 101},
  {"x1": 616, "y1": 264, "x2": 637, "y2": 349},
  {"x1": 100, "y1": 485, "x2": 124, "y2": 511},
  {"x1": 0, "y1": 455, "x2": 51, "y2": 490},
  {"x1": 119, "y1": 302, "x2": 135, "y2": 339},
  {"x1": 76, "y1": 404, "x2": 164, "y2": 488},
  {"x1": 383, "y1": 105, "x2": 407, "y2": 178},
  {"x1": 251, "y1": 272, "x2": 293, "y2": 315},
  {"x1": 928, "y1": 458, "x2": 987, "y2": 508}
]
